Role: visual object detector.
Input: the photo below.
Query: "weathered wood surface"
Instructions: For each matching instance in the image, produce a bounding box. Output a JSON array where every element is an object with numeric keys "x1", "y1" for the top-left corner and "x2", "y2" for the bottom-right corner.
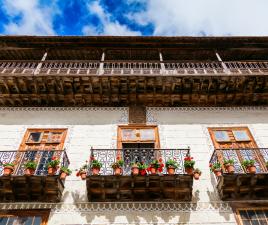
[
  {"x1": 0, "y1": 175, "x2": 64, "y2": 202},
  {"x1": 0, "y1": 74, "x2": 267, "y2": 106},
  {"x1": 86, "y1": 175, "x2": 193, "y2": 202},
  {"x1": 217, "y1": 174, "x2": 268, "y2": 201}
]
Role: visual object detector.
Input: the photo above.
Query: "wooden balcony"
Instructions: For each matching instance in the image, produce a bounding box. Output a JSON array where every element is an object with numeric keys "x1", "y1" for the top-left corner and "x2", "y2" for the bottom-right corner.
[
  {"x1": 86, "y1": 148, "x2": 193, "y2": 202},
  {"x1": 0, "y1": 150, "x2": 69, "y2": 202},
  {"x1": 210, "y1": 148, "x2": 268, "y2": 200}
]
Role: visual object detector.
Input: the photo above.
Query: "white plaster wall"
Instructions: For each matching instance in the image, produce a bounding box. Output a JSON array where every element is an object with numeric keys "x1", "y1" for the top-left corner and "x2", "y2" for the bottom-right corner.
[{"x1": 0, "y1": 107, "x2": 268, "y2": 225}]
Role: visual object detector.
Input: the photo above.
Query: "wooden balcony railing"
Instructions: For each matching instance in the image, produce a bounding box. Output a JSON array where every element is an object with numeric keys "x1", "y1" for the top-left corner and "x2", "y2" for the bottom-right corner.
[
  {"x1": 0, "y1": 150, "x2": 70, "y2": 202},
  {"x1": 86, "y1": 148, "x2": 193, "y2": 202},
  {"x1": 209, "y1": 148, "x2": 268, "y2": 200},
  {"x1": 1, "y1": 60, "x2": 268, "y2": 76}
]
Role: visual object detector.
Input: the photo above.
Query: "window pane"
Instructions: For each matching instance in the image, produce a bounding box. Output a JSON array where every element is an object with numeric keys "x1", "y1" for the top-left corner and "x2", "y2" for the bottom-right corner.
[
  {"x1": 241, "y1": 220, "x2": 252, "y2": 225},
  {"x1": 122, "y1": 129, "x2": 136, "y2": 141},
  {"x1": 0, "y1": 218, "x2": 8, "y2": 225},
  {"x1": 27, "y1": 132, "x2": 42, "y2": 143},
  {"x1": 251, "y1": 220, "x2": 260, "y2": 225},
  {"x1": 233, "y1": 130, "x2": 250, "y2": 141},
  {"x1": 13, "y1": 217, "x2": 33, "y2": 225},
  {"x1": 240, "y1": 210, "x2": 250, "y2": 219},
  {"x1": 247, "y1": 210, "x2": 257, "y2": 220},
  {"x1": 258, "y1": 220, "x2": 268, "y2": 225},
  {"x1": 214, "y1": 131, "x2": 230, "y2": 142},
  {"x1": 47, "y1": 132, "x2": 62, "y2": 143},
  {"x1": 140, "y1": 129, "x2": 155, "y2": 141},
  {"x1": 33, "y1": 217, "x2": 42, "y2": 225}
]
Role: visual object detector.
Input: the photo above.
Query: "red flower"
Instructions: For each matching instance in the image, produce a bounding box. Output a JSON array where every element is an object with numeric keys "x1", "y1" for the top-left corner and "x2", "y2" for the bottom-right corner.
[
  {"x1": 174, "y1": 157, "x2": 176, "y2": 160},
  {"x1": 209, "y1": 163, "x2": 212, "y2": 167},
  {"x1": 116, "y1": 156, "x2": 121, "y2": 160},
  {"x1": 76, "y1": 172, "x2": 80, "y2": 177},
  {"x1": 159, "y1": 158, "x2": 163, "y2": 163},
  {"x1": 90, "y1": 156, "x2": 95, "y2": 161},
  {"x1": 52, "y1": 156, "x2": 56, "y2": 160}
]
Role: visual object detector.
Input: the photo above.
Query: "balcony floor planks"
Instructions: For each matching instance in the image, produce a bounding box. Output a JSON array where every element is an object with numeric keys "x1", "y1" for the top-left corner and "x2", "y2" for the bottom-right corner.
[
  {"x1": 217, "y1": 173, "x2": 268, "y2": 200},
  {"x1": 0, "y1": 175, "x2": 64, "y2": 202},
  {"x1": 86, "y1": 174, "x2": 193, "y2": 202}
]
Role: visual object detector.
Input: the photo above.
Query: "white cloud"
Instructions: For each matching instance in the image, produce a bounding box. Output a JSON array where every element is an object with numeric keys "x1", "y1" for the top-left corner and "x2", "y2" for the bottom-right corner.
[
  {"x1": 2, "y1": 0, "x2": 57, "y2": 35},
  {"x1": 83, "y1": 0, "x2": 141, "y2": 36},
  {"x1": 130, "y1": 0, "x2": 268, "y2": 36}
]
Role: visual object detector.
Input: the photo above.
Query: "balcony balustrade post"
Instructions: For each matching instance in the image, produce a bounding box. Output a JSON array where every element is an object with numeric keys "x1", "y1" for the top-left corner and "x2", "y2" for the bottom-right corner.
[
  {"x1": 159, "y1": 51, "x2": 165, "y2": 75},
  {"x1": 34, "y1": 52, "x2": 47, "y2": 75},
  {"x1": 215, "y1": 52, "x2": 230, "y2": 75},
  {"x1": 99, "y1": 51, "x2": 105, "y2": 75}
]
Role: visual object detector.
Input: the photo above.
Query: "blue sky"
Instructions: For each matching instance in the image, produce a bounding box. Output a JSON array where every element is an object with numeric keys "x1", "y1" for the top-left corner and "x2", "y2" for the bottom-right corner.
[{"x1": 0, "y1": 0, "x2": 268, "y2": 36}]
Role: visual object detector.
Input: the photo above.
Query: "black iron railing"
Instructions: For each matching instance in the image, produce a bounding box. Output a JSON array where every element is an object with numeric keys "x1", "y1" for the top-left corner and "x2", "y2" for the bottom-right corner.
[
  {"x1": 0, "y1": 150, "x2": 69, "y2": 176},
  {"x1": 210, "y1": 148, "x2": 268, "y2": 174},
  {"x1": 87, "y1": 148, "x2": 190, "y2": 175}
]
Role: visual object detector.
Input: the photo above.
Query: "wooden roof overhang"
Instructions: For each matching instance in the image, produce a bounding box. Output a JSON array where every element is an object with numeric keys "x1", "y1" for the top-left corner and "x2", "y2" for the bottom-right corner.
[
  {"x1": 0, "y1": 72, "x2": 267, "y2": 107},
  {"x1": 0, "y1": 36, "x2": 268, "y2": 107},
  {"x1": 1, "y1": 36, "x2": 268, "y2": 60}
]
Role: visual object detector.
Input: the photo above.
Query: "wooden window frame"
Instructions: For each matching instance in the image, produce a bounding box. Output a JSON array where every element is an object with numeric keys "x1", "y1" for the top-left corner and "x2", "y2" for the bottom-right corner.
[
  {"x1": 231, "y1": 203, "x2": 268, "y2": 225},
  {"x1": 19, "y1": 128, "x2": 68, "y2": 150},
  {"x1": 208, "y1": 126, "x2": 258, "y2": 148},
  {"x1": 117, "y1": 125, "x2": 160, "y2": 149},
  {"x1": 0, "y1": 210, "x2": 50, "y2": 225}
]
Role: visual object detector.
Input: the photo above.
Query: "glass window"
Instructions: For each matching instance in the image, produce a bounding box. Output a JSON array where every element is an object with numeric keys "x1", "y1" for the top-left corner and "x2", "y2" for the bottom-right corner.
[
  {"x1": 238, "y1": 209, "x2": 268, "y2": 225},
  {"x1": 140, "y1": 129, "x2": 155, "y2": 141},
  {"x1": 214, "y1": 131, "x2": 230, "y2": 142},
  {"x1": 47, "y1": 132, "x2": 62, "y2": 143},
  {"x1": 0, "y1": 216, "x2": 42, "y2": 225},
  {"x1": 27, "y1": 132, "x2": 42, "y2": 143},
  {"x1": 233, "y1": 130, "x2": 251, "y2": 141},
  {"x1": 121, "y1": 129, "x2": 136, "y2": 141}
]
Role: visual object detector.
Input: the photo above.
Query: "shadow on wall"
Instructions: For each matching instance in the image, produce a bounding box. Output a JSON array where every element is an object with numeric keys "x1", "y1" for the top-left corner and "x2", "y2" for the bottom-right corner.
[{"x1": 79, "y1": 210, "x2": 190, "y2": 225}]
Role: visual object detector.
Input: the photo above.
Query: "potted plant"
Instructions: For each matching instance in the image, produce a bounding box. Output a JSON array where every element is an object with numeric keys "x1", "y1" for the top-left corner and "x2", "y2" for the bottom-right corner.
[
  {"x1": 223, "y1": 158, "x2": 235, "y2": 173},
  {"x1": 184, "y1": 156, "x2": 195, "y2": 175},
  {"x1": 131, "y1": 162, "x2": 139, "y2": 175},
  {"x1": 165, "y1": 158, "x2": 178, "y2": 175},
  {"x1": 24, "y1": 161, "x2": 37, "y2": 176},
  {"x1": 90, "y1": 156, "x2": 102, "y2": 175},
  {"x1": 193, "y1": 168, "x2": 202, "y2": 180},
  {"x1": 47, "y1": 156, "x2": 60, "y2": 175},
  {"x1": 210, "y1": 162, "x2": 222, "y2": 177},
  {"x1": 2, "y1": 162, "x2": 15, "y2": 176},
  {"x1": 76, "y1": 163, "x2": 88, "y2": 180},
  {"x1": 60, "y1": 166, "x2": 72, "y2": 180},
  {"x1": 111, "y1": 157, "x2": 124, "y2": 175},
  {"x1": 147, "y1": 158, "x2": 164, "y2": 175},
  {"x1": 137, "y1": 162, "x2": 147, "y2": 176},
  {"x1": 242, "y1": 159, "x2": 256, "y2": 174}
]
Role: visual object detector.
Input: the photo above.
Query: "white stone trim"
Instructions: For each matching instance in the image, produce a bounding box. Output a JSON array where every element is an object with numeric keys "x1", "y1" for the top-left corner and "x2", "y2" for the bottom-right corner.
[{"x1": 0, "y1": 201, "x2": 267, "y2": 212}]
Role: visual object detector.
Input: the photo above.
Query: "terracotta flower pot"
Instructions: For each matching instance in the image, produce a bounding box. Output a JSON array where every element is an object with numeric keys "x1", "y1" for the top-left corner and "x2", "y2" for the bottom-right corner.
[
  {"x1": 225, "y1": 164, "x2": 235, "y2": 174},
  {"x1": 114, "y1": 167, "x2": 122, "y2": 176},
  {"x1": 25, "y1": 168, "x2": 35, "y2": 176},
  {"x1": 132, "y1": 167, "x2": 139, "y2": 175},
  {"x1": 92, "y1": 167, "x2": 100, "y2": 175},
  {"x1": 185, "y1": 167, "x2": 194, "y2": 175},
  {"x1": 47, "y1": 166, "x2": 57, "y2": 175},
  {"x1": 140, "y1": 169, "x2": 147, "y2": 176},
  {"x1": 60, "y1": 172, "x2": 68, "y2": 180},
  {"x1": 247, "y1": 166, "x2": 256, "y2": 174},
  {"x1": 3, "y1": 166, "x2": 14, "y2": 176},
  {"x1": 214, "y1": 169, "x2": 222, "y2": 177},
  {"x1": 167, "y1": 167, "x2": 175, "y2": 175},
  {"x1": 80, "y1": 172, "x2": 87, "y2": 180},
  {"x1": 150, "y1": 167, "x2": 157, "y2": 175},
  {"x1": 193, "y1": 173, "x2": 200, "y2": 180}
]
